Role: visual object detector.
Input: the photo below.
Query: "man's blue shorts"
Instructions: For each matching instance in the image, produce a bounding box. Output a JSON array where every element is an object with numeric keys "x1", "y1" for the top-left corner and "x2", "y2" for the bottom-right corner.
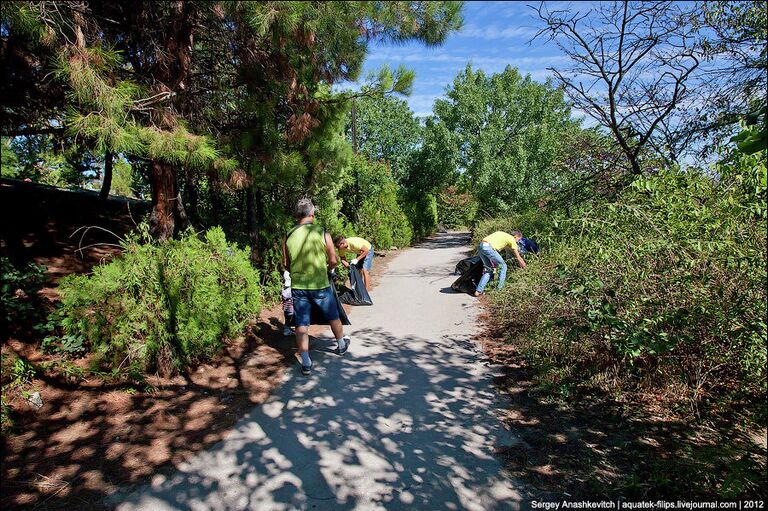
[
  {"x1": 362, "y1": 247, "x2": 375, "y2": 270},
  {"x1": 292, "y1": 286, "x2": 340, "y2": 327}
]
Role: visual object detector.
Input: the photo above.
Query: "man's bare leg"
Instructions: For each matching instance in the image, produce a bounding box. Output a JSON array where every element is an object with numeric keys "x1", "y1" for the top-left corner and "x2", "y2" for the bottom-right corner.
[
  {"x1": 329, "y1": 319, "x2": 343, "y2": 340},
  {"x1": 329, "y1": 318, "x2": 349, "y2": 354},
  {"x1": 295, "y1": 325, "x2": 310, "y2": 353},
  {"x1": 361, "y1": 269, "x2": 370, "y2": 290},
  {"x1": 294, "y1": 326, "x2": 312, "y2": 372}
]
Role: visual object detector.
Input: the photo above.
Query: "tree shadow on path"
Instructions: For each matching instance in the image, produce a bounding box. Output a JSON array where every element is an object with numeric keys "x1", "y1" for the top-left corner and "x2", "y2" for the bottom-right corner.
[{"x1": 111, "y1": 327, "x2": 526, "y2": 510}]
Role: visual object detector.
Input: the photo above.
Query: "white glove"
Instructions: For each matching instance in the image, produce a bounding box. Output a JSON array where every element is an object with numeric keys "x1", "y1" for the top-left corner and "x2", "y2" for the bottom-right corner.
[
  {"x1": 351, "y1": 259, "x2": 359, "y2": 265},
  {"x1": 283, "y1": 270, "x2": 291, "y2": 287}
]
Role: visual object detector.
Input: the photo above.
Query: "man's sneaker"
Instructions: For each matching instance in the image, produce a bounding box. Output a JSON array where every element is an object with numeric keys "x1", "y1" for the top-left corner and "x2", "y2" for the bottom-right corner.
[
  {"x1": 336, "y1": 336, "x2": 351, "y2": 355},
  {"x1": 295, "y1": 353, "x2": 312, "y2": 375},
  {"x1": 283, "y1": 326, "x2": 294, "y2": 337}
]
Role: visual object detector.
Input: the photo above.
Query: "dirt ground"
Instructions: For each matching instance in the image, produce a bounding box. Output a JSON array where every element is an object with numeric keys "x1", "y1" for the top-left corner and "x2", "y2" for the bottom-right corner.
[{"x1": 0, "y1": 179, "x2": 395, "y2": 509}]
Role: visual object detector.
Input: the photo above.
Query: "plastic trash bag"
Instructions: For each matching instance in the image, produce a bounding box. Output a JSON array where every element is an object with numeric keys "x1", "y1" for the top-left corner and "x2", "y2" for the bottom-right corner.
[
  {"x1": 450, "y1": 259, "x2": 492, "y2": 295},
  {"x1": 454, "y1": 255, "x2": 481, "y2": 275},
  {"x1": 338, "y1": 264, "x2": 373, "y2": 306}
]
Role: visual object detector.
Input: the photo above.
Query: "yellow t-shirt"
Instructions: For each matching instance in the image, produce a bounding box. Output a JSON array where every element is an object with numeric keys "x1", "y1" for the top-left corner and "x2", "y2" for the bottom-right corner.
[
  {"x1": 341, "y1": 237, "x2": 372, "y2": 257},
  {"x1": 482, "y1": 231, "x2": 519, "y2": 252}
]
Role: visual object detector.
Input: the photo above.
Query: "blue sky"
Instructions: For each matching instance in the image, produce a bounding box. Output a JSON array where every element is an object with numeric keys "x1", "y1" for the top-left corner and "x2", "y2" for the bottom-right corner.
[{"x1": 359, "y1": 1, "x2": 573, "y2": 117}]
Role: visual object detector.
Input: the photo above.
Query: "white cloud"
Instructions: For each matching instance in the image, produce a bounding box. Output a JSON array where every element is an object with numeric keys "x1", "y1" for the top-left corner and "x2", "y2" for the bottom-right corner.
[
  {"x1": 457, "y1": 23, "x2": 538, "y2": 41},
  {"x1": 367, "y1": 49, "x2": 568, "y2": 69}
]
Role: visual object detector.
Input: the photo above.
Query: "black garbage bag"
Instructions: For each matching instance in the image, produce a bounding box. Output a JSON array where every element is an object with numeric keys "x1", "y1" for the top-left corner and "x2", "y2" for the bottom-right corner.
[
  {"x1": 310, "y1": 284, "x2": 351, "y2": 325},
  {"x1": 454, "y1": 255, "x2": 481, "y2": 275},
  {"x1": 338, "y1": 265, "x2": 373, "y2": 306},
  {"x1": 450, "y1": 259, "x2": 490, "y2": 295}
]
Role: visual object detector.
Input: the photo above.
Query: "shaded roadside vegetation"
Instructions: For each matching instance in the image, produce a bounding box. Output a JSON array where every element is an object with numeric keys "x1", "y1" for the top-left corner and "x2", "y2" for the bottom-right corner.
[
  {"x1": 475, "y1": 156, "x2": 766, "y2": 420},
  {"x1": 1, "y1": 317, "x2": 288, "y2": 510},
  {"x1": 463, "y1": 0, "x2": 768, "y2": 498},
  {"x1": 481, "y1": 335, "x2": 766, "y2": 500},
  {"x1": 474, "y1": 146, "x2": 767, "y2": 497}
]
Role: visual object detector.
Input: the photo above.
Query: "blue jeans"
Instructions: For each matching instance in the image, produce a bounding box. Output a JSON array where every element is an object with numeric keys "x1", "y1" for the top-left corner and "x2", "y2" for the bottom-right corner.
[
  {"x1": 292, "y1": 286, "x2": 340, "y2": 327},
  {"x1": 476, "y1": 242, "x2": 507, "y2": 293}
]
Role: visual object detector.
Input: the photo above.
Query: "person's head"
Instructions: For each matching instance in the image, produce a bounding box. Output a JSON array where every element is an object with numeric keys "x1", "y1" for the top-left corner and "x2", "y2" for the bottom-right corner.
[
  {"x1": 512, "y1": 230, "x2": 523, "y2": 240},
  {"x1": 333, "y1": 235, "x2": 348, "y2": 249},
  {"x1": 294, "y1": 198, "x2": 315, "y2": 221}
]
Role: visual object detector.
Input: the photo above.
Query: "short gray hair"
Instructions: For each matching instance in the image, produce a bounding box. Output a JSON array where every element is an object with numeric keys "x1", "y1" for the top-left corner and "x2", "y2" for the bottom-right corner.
[{"x1": 295, "y1": 198, "x2": 315, "y2": 219}]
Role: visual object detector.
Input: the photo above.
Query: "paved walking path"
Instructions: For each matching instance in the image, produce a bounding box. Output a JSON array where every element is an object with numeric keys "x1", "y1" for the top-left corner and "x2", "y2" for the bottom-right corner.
[{"x1": 112, "y1": 232, "x2": 525, "y2": 511}]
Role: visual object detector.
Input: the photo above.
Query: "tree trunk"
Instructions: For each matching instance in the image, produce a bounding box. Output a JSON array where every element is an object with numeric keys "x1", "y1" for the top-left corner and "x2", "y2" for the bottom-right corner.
[
  {"x1": 149, "y1": 160, "x2": 178, "y2": 240},
  {"x1": 99, "y1": 150, "x2": 113, "y2": 201},
  {"x1": 147, "y1": 0, "x2": 195, "y2": 239},
  {"x1": 246, "y1": 186, "x2": 264, "y2": 265}
]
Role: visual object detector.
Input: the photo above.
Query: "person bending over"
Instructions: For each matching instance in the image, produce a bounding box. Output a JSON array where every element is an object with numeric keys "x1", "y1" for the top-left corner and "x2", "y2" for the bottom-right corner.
[
  {"x1": 475, "y1": 230, "x2": 526, "y2": 297},
  {"x1": 512, "y1": 230, "x2": 540, "y2": 255},
  {"x1": 334, "y1": 235, "x2": 374, "y2": 291}
]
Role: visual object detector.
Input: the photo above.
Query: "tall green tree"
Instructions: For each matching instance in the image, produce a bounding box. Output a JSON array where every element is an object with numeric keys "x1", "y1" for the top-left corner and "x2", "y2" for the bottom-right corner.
[
  {"x1": 428, "y1": 65, "x2": 576, "y2": 216},
  {"x1": 346, "y1": 94, "x2": 421, "y2": 183}
]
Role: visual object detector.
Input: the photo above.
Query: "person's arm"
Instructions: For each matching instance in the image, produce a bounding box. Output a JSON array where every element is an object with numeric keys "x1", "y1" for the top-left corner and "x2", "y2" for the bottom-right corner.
[
  {"x1": 282, "y1": 236, "x2": 290, "y2": 271},
  {"x1": 513, "y1": 247, "x2": 526, "y2": 269},
  {"x1": 324, "y1": 232, "x2": 338, "y2": 269},
  {"x1": 339, "y1": 247, "x2": 350, "y2": 267},
  {"x1": 353, "y1": 245, "x2": 370, "y2": 264}
]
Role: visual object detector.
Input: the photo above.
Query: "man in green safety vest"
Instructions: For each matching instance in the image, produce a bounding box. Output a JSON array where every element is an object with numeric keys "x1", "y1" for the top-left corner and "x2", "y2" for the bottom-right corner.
[{"x1": 282, "y1": 198, "x2": 351, "y2": 375}]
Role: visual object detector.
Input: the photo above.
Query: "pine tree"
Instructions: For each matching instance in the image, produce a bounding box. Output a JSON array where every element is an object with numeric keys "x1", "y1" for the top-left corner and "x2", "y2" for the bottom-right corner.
[{"x1": 2, "y1": 1, "x2": 463, "y2": 240}]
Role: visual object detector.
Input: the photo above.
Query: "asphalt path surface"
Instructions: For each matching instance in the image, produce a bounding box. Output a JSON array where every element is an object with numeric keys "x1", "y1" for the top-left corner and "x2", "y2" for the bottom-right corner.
[{"x1": 111, "y1": 232, "x2": 525, "y2": 511}]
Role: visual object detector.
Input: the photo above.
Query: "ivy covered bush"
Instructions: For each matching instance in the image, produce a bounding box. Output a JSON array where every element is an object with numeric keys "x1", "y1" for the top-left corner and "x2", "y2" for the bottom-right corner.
[{"x1": 57, "y1": 227, "x2": 262, "y2": 376}]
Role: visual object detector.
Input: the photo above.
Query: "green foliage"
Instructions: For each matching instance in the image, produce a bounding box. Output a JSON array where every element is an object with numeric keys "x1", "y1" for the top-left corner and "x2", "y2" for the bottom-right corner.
[
  {"x1": 3, "y1": 135, "x2": 98, "y2": 187},
  {"x1": 437, "y1": 186, "x2": 477, "y2": 229},
  {"x1": 429, "y1": 65, "x2": 576, "y2": 216},
  {"x1": 10, "y1": 356, "x2": 36, "y2": 384},
  {"x1": 730, "y1": 107, "x2": 768, "y2": 156},
  {"x1": 346, "y1": 94, "x2": 422, "y2": 183},
  {"x1": 403, "y1": 118, "x2": 460, "y2": 196},
  {"x1": 402, "y1": 192, "x2": 439, "y2": 240},
  {"x1": 1, "y1": 257, "x2": 47, "y2": 333},
  {"x1": 481, "y1": 149, "x2": 767, "y2": 414},
  {"x1": 109, "y1": 157, "x2": 135, "y2": 197},
  {"x1": 0, "y1": 391, "x2": 11, "y2": 433},
  {"x1": 340, "y1": 155, "x2": 413, "y2": 248},
  {"x1": 1, "y1": 137, "x2": 20, "y2": 177},
  {"x1": 56, "y1": 227, "x2": 262, "y2": 376}
]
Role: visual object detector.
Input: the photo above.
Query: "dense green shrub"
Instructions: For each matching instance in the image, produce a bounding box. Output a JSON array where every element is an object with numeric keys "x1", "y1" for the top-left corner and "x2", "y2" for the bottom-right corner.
[
  {"x1": 340, "y1": 155, "x2": 413, "y2": 248},
  {"x1": 57, "y1": 227, "x2": 262, "y2": 376},
  {"x1": 402, "y1": 192, "x2": 438, "y2": 240},
  {"x1": 437, "y1": 186, "x2": 477, "y2": 229},
  {"x1": 481, "y1": 155, "x2": 767, "y2": 414},
  {"x1": 1, "y1": 258, "x2": 47, "y2": 334}
]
